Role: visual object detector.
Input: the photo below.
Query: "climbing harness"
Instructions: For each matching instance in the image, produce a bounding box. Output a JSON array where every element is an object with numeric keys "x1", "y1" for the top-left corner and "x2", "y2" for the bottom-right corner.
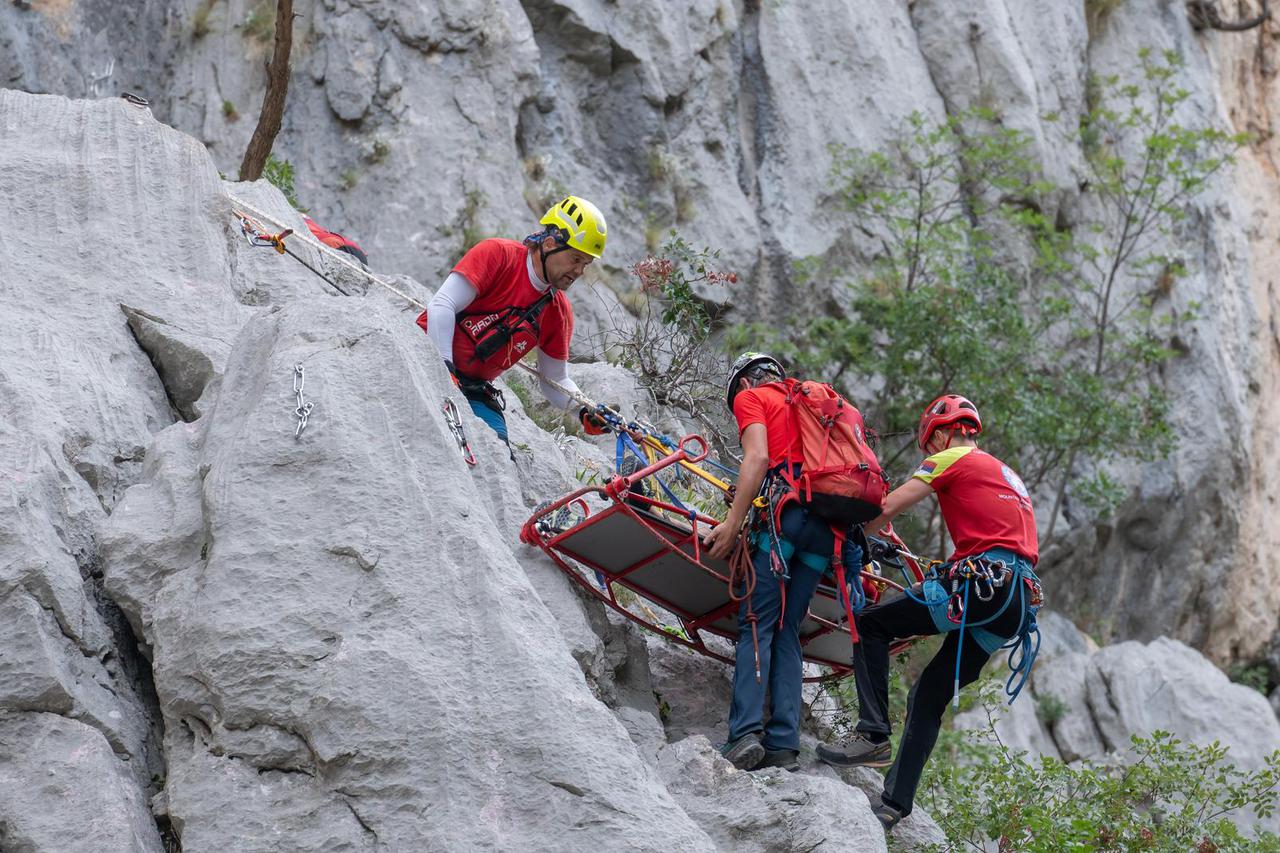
[
  {"x1": 292, "y1": 363, "x2": 313, "y2": 439},
  {"x1": 441, "y1": 399, "x2": 477, "y2": 467},
  {"x1": 235, "y1": 211, "x2": 351, "y2": 296},
  {"x1": 462, "y1": 288, "x2": 556, "y2": 365},
  {"x1": 879, "y1": 541, "x2": 1043, "y2": 708}
]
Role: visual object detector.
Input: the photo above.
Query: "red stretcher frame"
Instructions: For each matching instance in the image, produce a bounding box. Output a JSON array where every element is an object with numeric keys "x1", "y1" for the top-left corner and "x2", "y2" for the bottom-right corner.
[{"x1": 519, "y1": 434, "x2": 926, "y2": 682}]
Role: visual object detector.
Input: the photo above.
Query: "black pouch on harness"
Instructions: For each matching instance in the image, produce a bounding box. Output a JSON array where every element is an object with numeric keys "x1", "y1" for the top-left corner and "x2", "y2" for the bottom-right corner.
[
  {"x1": 466, "y1": 289, "x2": 555, "y2": 365},
  {"x1": 458, "y1": 376, "x2": 506, "y2": 413}
]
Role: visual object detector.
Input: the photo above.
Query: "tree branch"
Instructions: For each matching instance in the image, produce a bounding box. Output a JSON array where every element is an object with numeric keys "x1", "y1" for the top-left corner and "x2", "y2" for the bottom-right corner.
[{"x1": 1188, "y1": 0, "x2": 1270, "y2": 31}]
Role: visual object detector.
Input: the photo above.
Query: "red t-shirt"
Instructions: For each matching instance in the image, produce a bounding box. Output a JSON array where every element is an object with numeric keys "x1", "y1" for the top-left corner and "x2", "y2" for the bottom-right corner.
[
  {"x1": 416, "y1": 238, "x2": 573, "y2": 381},
  {"x1": 911, "y1": 446, "x2": 1039, "y2": 564},
  {"x1": 732, "y1": 380, "x2": 802, "y2": 467}
]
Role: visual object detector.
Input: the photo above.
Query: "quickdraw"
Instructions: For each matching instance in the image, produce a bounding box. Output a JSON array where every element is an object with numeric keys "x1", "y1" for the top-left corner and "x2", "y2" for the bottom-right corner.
[
  {"x1": 442, "y1": 399, "x2": 477, "y2": 467},
  {"x1": 234, "y1": 211, "x2": 351, "y2": 296}
]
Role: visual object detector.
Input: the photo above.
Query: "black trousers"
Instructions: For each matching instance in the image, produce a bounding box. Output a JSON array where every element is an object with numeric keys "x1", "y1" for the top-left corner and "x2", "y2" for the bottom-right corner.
[{"x1": 852, "y1": 580, "x2": 1027, "y2": 816}]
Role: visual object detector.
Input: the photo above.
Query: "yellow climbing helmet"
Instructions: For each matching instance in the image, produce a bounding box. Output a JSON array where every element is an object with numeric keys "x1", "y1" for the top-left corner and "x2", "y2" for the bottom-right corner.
[{"x1": 539, "y1": 196, "x2": 608, "y2": 258}]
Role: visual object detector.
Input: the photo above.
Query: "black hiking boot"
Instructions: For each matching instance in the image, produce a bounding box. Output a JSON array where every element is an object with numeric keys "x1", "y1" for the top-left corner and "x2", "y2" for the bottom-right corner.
[
  {"x1": 815, "y1": 733, "x2": 892, "y2": 768},
  {"x1": 719, "y1": 733, "x2": 765, "y2": 770},
  {"x1": 871, "y1": 794, "x2": 905, "y2": 831},
  {"x1": 753, "y1": 748, "x2": 799, "y2": 772}
]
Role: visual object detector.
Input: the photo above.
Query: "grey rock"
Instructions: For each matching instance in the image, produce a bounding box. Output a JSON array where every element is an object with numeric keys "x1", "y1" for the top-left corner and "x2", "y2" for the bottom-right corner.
[
  {"x1": 123, "y1": 306, "x2": 232, "y2": 421},
  {"x1": 1085, "y1": 638, "x2": 1280, "y2": 765},
  {"x1": 0, "y1": 712, "x2": 165, "y2": 853},
  {"x1": 1034, "y1": 610, "x2": 1096, "y2": 663},
  {"x1": 1035, "y1": 651, "x2": 1106, "y2": 763},
  {"x1": 658, "y1": 736, "x2": 887, "y2": 853},
  {"x1": 801, "y1": 760, "x2": 948, "y2": 851},
  {"x1": 106, "y1": 300, "x2": 716, "y2": 851}
]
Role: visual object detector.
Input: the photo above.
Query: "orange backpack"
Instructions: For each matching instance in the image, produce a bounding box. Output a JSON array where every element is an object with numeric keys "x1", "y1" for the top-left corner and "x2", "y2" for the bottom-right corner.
[{"x1": 772, "y1": 379, "x2": 889, "y2": 525}]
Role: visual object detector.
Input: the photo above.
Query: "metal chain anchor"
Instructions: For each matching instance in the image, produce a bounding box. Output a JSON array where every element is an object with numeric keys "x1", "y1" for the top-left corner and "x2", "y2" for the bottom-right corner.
[
  {"x1": 293, "y1": 364, "x2": 314, "y2": 439},
  {"x1": 442, "y1": 399, "x2": 477, "y2": 467}
]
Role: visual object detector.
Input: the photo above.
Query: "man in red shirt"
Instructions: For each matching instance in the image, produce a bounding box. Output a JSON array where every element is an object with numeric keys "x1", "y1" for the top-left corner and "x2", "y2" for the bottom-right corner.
[
  {"x1": 702, "y1": 352, "x2": 865, "y2": 773},
  {"x1": 418, "y1": 196, "x2": 610, "y2": 447},
  {"x1": 816, "y1": 394, "x2": 1042, "y2": 831}
]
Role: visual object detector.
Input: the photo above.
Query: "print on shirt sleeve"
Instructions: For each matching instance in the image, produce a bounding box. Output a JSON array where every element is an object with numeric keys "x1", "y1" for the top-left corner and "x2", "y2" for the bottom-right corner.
[{"x1": 911, "y1": 446, "x2": 973, "y2": 486}]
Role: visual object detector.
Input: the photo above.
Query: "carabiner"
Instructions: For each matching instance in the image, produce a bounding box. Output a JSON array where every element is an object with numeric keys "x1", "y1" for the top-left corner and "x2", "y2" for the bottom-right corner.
[{"x1": 442, "y1": 399, "x2": 477, "y2": 467}]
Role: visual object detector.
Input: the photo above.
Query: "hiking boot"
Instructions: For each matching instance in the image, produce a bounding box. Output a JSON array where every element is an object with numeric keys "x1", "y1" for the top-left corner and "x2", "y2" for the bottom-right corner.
[
  {"x1": 815, "y1": 733, "x2": 892, "y2": 768},
  {"x1": 871, "y1": 794, "x2": 905, "y2": 831},
  {"x1": 720, "y1": 733, "x2": 765, "y2": 770},
  {"x1": 753, "y1": 748, "x2": 799, "y2": 772}
]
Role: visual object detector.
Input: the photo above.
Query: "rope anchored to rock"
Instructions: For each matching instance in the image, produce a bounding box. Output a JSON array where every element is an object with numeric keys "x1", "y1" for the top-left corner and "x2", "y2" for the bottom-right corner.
[{"x1": 235, "y1": 210, "x2": 351, "y2": 296}]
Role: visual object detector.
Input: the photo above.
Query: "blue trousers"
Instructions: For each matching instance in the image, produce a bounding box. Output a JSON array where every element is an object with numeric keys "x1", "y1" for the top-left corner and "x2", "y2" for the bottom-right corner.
[
  {"x1": 465, "y1": 396, "x2": 508, "y2": 443},
  {"x1": 728, "y1": 506, "x2": 863, "y2": 751}
]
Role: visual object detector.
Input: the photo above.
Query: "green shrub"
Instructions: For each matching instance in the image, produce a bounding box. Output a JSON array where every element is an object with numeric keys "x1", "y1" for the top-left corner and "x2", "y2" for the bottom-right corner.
[
  {"x1": 923, "y1": 725, "x2": 1280, "y2": 851},
  {"x1": 732, "y1": 50, "x2": 1246, "y2": 545},
  {"x1": 262, "y1": 155, "x2": 301, "y2": 209}
]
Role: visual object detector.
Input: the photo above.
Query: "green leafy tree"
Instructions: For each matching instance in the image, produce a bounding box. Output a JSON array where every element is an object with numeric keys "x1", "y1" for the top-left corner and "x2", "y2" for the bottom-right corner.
[{"x1": 732, "y1": 50, "x2": 1245, "y2": 547}]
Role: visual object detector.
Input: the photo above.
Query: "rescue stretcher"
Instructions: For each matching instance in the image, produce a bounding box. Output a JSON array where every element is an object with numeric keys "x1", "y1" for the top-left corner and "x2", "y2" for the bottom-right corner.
[{"x1": 520, "y1": 434, "x2": 926, "y2": 681}]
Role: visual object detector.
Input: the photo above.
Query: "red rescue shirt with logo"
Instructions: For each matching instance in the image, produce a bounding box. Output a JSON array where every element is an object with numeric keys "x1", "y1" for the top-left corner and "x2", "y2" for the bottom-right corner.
[
  {"x1": 732, "y1": 381, "x2": 802, "y2": 467},
  {"x1": 416, "y1": 238, "x2": 573, "y2": 381},
  {"x1": 911, "y1": 446, "x2": 1039, "y2": 564}
]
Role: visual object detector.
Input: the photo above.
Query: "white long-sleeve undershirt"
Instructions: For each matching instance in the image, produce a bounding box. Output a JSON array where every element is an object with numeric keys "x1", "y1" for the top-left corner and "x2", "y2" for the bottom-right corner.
[{"x1": 425, "y1": 260, "x2": 583, "y2": 411}]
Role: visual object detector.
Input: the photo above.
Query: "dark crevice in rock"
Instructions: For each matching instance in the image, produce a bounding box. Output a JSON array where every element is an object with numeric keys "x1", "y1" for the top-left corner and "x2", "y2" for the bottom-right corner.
[
  {"x1": 342, "y1": 796, "x2": 379, "y2": 844},
  {"x1": 257, "y1": 764, "x2": 317, "y2": 778},
  {"x1": 79, "y1": 549, "x2": 168, "y2": 789},
  {"x1": 155, "y1": 810, "x2": 183, "y2": 853},
  {"x1": 736, "y1": 0, "x2": 790, "y2": 307},
  {"x1": 1087, "y1": 666, "x2": 1120, "y2": 752},
  {"x1": 548, "y1": 779, "x2": 586, "y2": 797}
]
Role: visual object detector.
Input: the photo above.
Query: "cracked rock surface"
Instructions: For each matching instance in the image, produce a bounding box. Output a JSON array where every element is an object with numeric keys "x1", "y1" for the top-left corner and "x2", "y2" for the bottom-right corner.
[
  {"x1": 4, "y1": 89, "x2": 946, "y2": 851},
  {"x1": 2, "y1": 0, "x2": 1277, "y2": 666},
  {"x1": 3, "y1": 0, "x2": 1280, "y2": 846}
]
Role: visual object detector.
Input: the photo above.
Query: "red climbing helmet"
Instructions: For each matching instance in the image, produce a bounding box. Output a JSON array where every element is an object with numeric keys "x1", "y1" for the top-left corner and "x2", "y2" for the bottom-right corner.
[{"x1": 917, "y1": 394, "x2": 982, "y2": 451}]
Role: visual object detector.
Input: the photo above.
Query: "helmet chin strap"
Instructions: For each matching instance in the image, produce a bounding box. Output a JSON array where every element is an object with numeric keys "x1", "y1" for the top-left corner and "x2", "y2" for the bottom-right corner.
[{"x1": 536, "y1": 229, "x2": 572, "y2": 287}]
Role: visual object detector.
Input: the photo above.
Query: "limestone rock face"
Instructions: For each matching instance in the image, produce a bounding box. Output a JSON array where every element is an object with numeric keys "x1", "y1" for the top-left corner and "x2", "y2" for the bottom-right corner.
[
  {"x1": 106, "y1": 298, "x2": 717, "y2": 852},
  {"x1": 4, "y1": 88, "x2": 947, "y2": 851},
  {"x1": 3, "y1": 0, "x2": 1277, "y2": 667},
  {"x1": 658, "y1": 736, "x2": 887, "y2": 853},
  {"x1": 0, "y1": 714, "x2": 165, "y2": 853},
  {"x1": 4, "y1": 0, "x2": 1280, "y2": 845}
]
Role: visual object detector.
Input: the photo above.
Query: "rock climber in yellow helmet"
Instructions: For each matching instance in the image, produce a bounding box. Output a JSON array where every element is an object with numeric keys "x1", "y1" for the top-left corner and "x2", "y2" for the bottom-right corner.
[{"x1": 417, "y1": 195, "x2": 612, "y2": 450}]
